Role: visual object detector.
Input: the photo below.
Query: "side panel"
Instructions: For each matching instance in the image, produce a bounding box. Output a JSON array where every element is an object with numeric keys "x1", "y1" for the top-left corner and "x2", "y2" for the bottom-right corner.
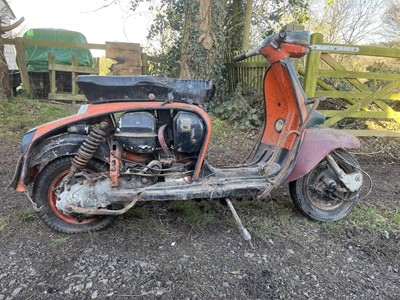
[{"x1": 284, "y1": 128, "x2": 360, "y2": 183}]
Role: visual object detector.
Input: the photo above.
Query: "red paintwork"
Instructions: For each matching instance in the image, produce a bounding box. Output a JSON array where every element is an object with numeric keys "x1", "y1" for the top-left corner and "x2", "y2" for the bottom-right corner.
[
  {"x1": 261, "y1": 62, "x2": 307, "y2": 150},
  {"x1": 261, "y1": 44, "x2": 309, "y2": 64},
  {"x1": 284, "y1": 128, "x2": 360, "y2": 183}
]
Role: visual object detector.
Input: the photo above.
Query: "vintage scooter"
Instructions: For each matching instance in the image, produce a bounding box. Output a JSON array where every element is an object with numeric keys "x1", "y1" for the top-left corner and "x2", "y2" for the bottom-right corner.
[{"x1": 9, "y1": 30, "x2": 368, "y2": 240}]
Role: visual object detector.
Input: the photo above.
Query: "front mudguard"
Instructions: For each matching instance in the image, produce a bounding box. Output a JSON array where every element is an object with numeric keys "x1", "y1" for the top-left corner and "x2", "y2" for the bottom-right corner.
[{"x1": 284, "y1": 128, "x2": 360, "y2": 183}]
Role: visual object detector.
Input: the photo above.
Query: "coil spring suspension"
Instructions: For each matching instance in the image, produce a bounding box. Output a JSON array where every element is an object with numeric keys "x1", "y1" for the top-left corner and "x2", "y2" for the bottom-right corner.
[{"x1": 70, "y1": 121, "x2": 108, "y2": 173}]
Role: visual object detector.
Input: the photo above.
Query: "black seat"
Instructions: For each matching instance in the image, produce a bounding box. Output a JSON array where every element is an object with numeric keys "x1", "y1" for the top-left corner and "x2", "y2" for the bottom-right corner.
[{"x1": 76, "y1": 75, "x2": 214, "y2": 104}]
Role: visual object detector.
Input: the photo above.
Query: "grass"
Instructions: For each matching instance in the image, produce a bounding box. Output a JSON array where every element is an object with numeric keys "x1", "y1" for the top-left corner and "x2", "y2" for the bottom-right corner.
[
  {"x1": 0, "y1": 218, "x2": 7, "y2": 232},
  {"x1": 16, "y1": 209, "x2": 36, "y2": 222},
  {"x1": 343, "y1": 203, "x2": 400, "y2": 232},
  {"x1": 166, "y1": 200, "x2": 224, "y2": 228},
  {"x1": 116, "y1": 204, "x2": 166, "y2": 233},
  {"x1": 0, "y1": 97, "x2": 78, "y2": 140}
]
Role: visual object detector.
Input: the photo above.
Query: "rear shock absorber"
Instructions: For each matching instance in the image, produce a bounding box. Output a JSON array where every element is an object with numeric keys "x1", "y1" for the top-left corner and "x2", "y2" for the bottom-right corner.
[
  {"x1": 71, "y1": 121, "x2": 108, "y2": 172},
  {"x1": 71, "y1": 122, "x2": 108, "y2": 173},
  {"x1": 64, "y1": 122, "x2": 109, "y2": 183}
]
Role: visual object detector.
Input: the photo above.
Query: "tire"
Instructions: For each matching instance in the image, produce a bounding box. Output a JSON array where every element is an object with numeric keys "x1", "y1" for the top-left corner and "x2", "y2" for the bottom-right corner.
[
  {"x1": 289, "y1": 149, "x2": 361, "y2": 222},
  {"x1": 33, "y1": 157, "x2": 115, "y2": 233}
]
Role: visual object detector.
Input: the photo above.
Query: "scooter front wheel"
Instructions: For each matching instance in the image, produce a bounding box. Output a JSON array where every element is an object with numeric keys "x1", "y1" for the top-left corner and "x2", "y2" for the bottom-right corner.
[
  {"x1": 33, "y1": 157, "x2": 115, "y2": 233},
  {"x1": 289, "y1": 149, "x2": 361, "y2": 222}
]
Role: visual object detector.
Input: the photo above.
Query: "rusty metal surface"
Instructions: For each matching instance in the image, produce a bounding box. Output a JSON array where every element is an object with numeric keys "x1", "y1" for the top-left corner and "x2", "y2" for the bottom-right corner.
[{"x1": 284, "y1": 128, "x2": 360, "y2": 183}]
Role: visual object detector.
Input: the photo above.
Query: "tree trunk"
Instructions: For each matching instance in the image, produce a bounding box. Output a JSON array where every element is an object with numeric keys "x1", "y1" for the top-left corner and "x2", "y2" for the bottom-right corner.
[
  {"x1": 179, "y1": 0, "x2": 226, "y2": 81},
  {"x1": 242, "y1": 0, "x2": 253, "y2": 51},
  {"x1": 230, "y1": 0, "x2": 243, "y2": 51},
  {"x1": 0, "y1": 37, "x2": 12, "y2": 100}
]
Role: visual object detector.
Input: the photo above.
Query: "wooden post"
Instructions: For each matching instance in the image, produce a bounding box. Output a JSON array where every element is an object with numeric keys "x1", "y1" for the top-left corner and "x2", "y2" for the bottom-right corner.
[
  {"x1": 141, "y1": 52, "x2": 149, "y2": 75},
  {"x1": 282, "y1": 23, "x2": 305, "y2": 71},
  {"x1": 303, "y1": 33, "x2": 323, "y2": 98},
  {"x1": 14, "y1": 37, "x2": 31, "y2": 95},
  {"x1": 48, "y1": 52, "x2": 56, "y2": 94},
  {"x1": 71, "y1": 55, "x2": 77, "y2": 95}
]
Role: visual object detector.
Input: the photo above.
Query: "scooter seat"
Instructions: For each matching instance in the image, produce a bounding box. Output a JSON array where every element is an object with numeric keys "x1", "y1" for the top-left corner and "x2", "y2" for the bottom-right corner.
[{"x1": 76, "y1": 75, "x2": 214, "y2": 105}]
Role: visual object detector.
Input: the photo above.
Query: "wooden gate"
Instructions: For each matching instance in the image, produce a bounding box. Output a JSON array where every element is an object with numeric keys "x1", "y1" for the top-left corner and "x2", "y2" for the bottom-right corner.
[{"x1": 302, "y1": 33, "x2": 400, "y2": 136}]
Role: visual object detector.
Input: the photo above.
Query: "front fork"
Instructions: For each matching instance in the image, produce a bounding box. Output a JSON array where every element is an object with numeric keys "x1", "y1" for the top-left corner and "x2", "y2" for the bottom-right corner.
[{"x1": 325, "y1": 153, "x2": 363, "y2": 193}]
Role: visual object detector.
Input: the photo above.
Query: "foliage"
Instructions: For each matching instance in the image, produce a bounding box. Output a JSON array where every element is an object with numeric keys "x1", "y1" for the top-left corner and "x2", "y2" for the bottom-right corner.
[
  {"x1": 249, "y1": 0, "x2": 310, "y2": 48},
  {"x1": 143, "y1": 0, "x2": 184, "y2": 78},
  {"x1": 0, "y1": 218, "x2": 6, "y2": 232},
  {"x1": 210, "y1": 88, "x2": 264, "y2": 130},
  {"x1": 0, "y1": 98, "x2": 77, "y2": 140},
  {"x1": 365, "y1": 61, "x2": 400, "y2": 93},
  {"x1": 99, "y1": 56, "x2": 117, "y2": 75}
]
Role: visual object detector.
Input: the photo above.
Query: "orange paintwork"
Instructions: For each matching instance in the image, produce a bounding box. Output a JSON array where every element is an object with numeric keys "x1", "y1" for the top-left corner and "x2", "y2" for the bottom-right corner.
[
  {"x1": 110, "y1": 145, "x2": 122, "y2": 187},
  {"x1": 260, "y1": 44, "x2": 308, "y2": 64},
  {"x1": 261, "y1": 62, "x2": 306, "y2": 150}
]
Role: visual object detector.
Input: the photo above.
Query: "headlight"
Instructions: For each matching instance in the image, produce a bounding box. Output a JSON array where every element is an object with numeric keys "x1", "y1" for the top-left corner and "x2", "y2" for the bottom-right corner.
[{"x1": 21, "y1": 129, "x2": 37, "y2": 155}]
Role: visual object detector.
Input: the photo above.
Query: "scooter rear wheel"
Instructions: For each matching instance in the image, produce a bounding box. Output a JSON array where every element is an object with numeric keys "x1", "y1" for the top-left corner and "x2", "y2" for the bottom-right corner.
[
  {"x1": 289, "y1": 149, "x2": 361, "y2": 222},
  {"x1": 33, "y1": 157, "x2": 115, "y2": 233}
]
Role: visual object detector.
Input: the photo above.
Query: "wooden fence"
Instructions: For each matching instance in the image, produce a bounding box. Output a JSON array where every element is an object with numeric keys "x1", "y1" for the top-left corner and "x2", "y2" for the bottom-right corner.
[
  {"x1": 4, "y1": 33, "x2": 400, "y2": 136},
  {"x1": 4, "y1": 38, "x2": 142, "y2": 101},
  {"x1": 227, "y1": 33, "x2": 400, "y2": 137}
]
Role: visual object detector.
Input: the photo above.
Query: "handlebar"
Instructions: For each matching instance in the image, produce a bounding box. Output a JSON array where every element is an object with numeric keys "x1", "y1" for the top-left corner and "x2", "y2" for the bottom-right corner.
[
  {"x1": 232, "y1": 30, "x2": 289, "y2": 62},
  {"x1": 233, "y1": 49, "x2": 259, "y2": 62}
]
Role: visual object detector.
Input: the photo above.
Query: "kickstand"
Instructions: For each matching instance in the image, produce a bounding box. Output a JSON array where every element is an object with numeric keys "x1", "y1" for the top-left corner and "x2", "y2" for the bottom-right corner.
[{"x1": 225, "y1": 198, "x2": 254, "y2": 249}]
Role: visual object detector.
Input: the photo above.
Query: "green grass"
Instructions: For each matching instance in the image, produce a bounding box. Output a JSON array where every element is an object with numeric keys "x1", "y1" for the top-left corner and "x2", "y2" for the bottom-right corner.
[
  {"x1": 0, "y1": 97, "x2": 78, "y2": 140},
  {"x1": 167, "y1": 200, "x2": 225, "y2": 229},
  {"x1": 116, "y1": 204, "x2": 166, "y2": 233},
  {"x1": 343, "y1": 203, "x2": 400, "y2": 232},
  {"x1": 0, "y1": 218, "x2": 7, "y2": 232},
  {"x1": 16, "y1": 209, "x2": 36, "y2": 222}
]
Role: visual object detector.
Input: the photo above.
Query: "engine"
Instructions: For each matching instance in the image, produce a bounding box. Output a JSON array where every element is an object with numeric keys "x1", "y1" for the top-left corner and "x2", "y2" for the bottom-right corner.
[{"x1": 114, "y1": 110, "x2": 205, "y2": 155}]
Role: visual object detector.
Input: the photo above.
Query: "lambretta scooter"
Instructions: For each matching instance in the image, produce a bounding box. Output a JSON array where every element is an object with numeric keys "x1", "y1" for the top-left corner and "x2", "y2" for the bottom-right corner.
[{"x1": 9, "y1": 30, "x2": 369, "y2": 239}]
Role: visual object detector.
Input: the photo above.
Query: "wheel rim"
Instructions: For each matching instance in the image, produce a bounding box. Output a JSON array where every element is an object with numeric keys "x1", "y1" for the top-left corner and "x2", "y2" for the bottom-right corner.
[
  {"x1": 48, "y1": 170, "x2": 96, "y2": 225},
  {"x1": 306, "y1": 161, "x2": 356, "y2": 211}
]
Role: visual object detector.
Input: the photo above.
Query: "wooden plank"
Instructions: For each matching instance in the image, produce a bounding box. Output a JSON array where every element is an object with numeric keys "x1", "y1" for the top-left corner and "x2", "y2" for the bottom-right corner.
[
  {"x1": 299, "y1": 66, "x2": 371, "y2": 112},
  {"x1": 342, "y1": 129, "x2": 400, "y2": 137},
  {"x1": 318, "y1": 110, "x2": 400, "y2": 119},
  {"x1": 47, "y1": 63, "x2": 99, "y2": 74},
  {"x1": 315, "y1": 42, "x2": 400, "y2": 58},
  {"x1": 14, "y1": 37, "x2": 30, "y2": 94},
  {"x1": 48, "y1": 52, "x2": 56, "y2": 94},
  {"x1": 4, "y1": 38, "x2": 105, "y2": 50},
  {"x1": 106, "y1": 42, "x2": 142, "y2": 75},
  {"x1": 315, "y1": 90, "x2": 400, "y2": 100},
  {"x1": 71, "y1": 56, "x2": 77, "y2": 95},
  {"x1": 303, "y1": 33, "x2": 323, "y2": 97},
  {"x1": 48, "y1": 93, "x2": 87, "y2": 102},
  {"x1": 141, "y1": 52, "x2": 149, "y2": 75},
  {"x1": 323, "y1": 77, "x2": 400, "y2": 126},
  {"x1": 320, "y1": 53, "x2": 400, "y2": 117},
  {"x1": 317, "y1": 69, "x2": 400, "y2": 81}
]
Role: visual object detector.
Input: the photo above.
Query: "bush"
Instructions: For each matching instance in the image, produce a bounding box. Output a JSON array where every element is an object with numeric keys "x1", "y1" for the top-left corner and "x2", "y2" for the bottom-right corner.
[{"x1": 210, "y1": 89, "x2": 264, "y2": 130}]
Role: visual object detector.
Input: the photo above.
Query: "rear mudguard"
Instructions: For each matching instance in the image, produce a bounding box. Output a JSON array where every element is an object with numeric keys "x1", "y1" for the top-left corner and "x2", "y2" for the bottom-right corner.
[
  {"x1": 284, "y1": 128, "x2": 360, "y2": 183},
  {"x1": 30, "y1": 133, "x2": 109, "y2": 167}
]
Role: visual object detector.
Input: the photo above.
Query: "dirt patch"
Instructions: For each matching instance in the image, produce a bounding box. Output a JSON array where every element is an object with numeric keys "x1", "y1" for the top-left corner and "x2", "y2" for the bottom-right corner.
[{"x1": 0, "y1": 137, "x2": 399, "y2": 299}]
